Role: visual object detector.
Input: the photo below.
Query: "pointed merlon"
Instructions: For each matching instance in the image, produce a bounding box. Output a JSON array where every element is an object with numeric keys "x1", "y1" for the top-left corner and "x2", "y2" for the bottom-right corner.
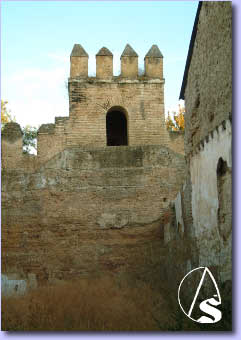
[
  {"x1": 121, "y1": 44, "x2": 138, "y2": 57},
  {"x1": 96, "y1": 47, "x2": 113, "y2": 56},
  {"x1": 145, "y1": 45, "x2": 163, "y2": 58},
  {"x1": 2, "y1": 122, "x2": 23, "y2": 142},
  {"x1": 70, "y1": 44, "x2": 89, "y2": 57}
]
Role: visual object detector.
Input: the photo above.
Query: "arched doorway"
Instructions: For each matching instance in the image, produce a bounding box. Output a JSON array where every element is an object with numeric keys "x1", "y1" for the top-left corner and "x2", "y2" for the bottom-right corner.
[{"x1": 106, "y1": 107, "x2": 128, "y2": 146}]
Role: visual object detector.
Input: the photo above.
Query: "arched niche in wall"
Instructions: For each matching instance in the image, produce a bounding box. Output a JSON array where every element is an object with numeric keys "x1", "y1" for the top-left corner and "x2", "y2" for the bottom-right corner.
[{"x1": 106, "y1": 106, "x2": 128, "y2": 146}]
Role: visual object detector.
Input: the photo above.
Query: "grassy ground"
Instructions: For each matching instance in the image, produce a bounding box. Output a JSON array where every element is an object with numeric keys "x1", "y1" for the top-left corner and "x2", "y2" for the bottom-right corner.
[
  {"x1": 1, "y1": 274, "x2": 182, "y2": 331},
  {"x1": 1, "y1": 274, "x2": 231, "y2": 331}
]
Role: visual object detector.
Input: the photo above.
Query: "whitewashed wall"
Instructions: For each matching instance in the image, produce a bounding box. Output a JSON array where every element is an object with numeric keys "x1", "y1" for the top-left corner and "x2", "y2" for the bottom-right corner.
[{"x1": 190, "y1": 119, "x2": 232, "y2": 281}]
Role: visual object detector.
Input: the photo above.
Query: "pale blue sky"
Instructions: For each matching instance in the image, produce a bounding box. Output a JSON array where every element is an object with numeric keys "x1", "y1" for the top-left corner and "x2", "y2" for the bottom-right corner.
[{"x1": 1, "y1": 0, "x2": 199, "y2": 127}]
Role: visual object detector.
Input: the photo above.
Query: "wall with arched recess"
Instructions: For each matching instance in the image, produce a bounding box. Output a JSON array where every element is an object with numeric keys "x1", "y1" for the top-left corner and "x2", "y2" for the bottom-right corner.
[
  {"x1": 66, "y1": 77, "x2": 166, "y2": 148},
  {"x1": 34, "y1": 44, "x2": 183, "y2": 163},
  {"x1": 106, "y1": 106, "x2": 128, "y2": 146}
]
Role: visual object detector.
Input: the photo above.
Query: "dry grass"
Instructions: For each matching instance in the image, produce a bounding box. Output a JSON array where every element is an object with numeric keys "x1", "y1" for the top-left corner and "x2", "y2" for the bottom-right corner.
[{"x1": 2, "y1": 274, "x2": 177, "y2": 331}]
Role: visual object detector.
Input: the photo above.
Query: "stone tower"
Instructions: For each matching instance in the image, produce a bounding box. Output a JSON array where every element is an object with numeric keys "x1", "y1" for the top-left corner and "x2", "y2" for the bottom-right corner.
[
  {"x1": 66, "y1": 43, "x2": 166, "y2": 149},
  {"x1": 31, "y1": 43, "x2": 184, "y2": 163}
]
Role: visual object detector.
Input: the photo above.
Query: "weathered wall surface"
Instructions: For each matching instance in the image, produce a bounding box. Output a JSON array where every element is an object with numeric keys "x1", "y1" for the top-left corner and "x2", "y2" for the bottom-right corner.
[
  {"x1": 159, "y1": 3, "x2": 232, "y2": 310},
  {"x1": 169, "y1": 1, "x2": 232, "y2": 291},
  {"x1": 1, "y1": 273, "x2": 37, "y2": 297},
  {"x1": 67, "y1": 78, "x2": 166, "y2": 148},
  {"x1": 183, "y1": 1, "x2": 232, "y2": 284},
  {"x1": 1, "y1": 123, "x2": 40, "y2": 173},
  {"x1": 163, "y1": 175, "x2": 197, "y2": 281},
  {"x1": 121, "y1": 56, "x2": 138, "y2": 78},
  {"x1": 167, "y1": 131, "x2": 185, "y2": 155},
  {"x1": 2, "y1": 145, "x2": 185, "y2": 292},
  {"x1": 190, "y1": 119, "x2": 232, "y2": 282},
  {"x1": 37, "y1": 117, "x2": 69, "y2": 163},
  {"x1": 184, "y1": 1, "x2": 232, "y2": 156},
  {"x1": 1, "y1": 123, "x2": 23, "y2": 169}
]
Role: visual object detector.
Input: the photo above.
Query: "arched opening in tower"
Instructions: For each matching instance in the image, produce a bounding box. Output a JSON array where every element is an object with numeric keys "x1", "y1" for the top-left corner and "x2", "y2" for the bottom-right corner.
[{"x1": 106, "y1": 110, "x2": 128, "y2": 146}]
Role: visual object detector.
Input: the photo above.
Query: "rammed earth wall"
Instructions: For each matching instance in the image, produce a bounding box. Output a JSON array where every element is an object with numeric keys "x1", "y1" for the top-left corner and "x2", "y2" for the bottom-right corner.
[{"x1": 2, "y1": 143, "x2": 185, "y2": 291}]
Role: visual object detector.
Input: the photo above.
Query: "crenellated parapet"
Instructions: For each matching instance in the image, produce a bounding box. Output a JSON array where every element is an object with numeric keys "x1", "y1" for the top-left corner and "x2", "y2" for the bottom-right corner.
[
  {"x1": 1, "y1": 123, "x2": 23, "y2": 168},
  {"x1": 1, "y1": 117, "x2": 71, "y2": 169},
  {"x1": 69, "y1": 43, "x2": 164, "y2": 79},
  {"x1": 70, "y1": 44, "x2": 89, "y2": 78},
  {"x1": 96, "y1": 47, "x2": 113, "y2": 79},
  {"x1": 188, "y1": 116, "x2": 232, "y2": 159},
  {"x1": 121, "y1": 44, "x2": 138, "y2": 78},
  {"x1": 37, "y1": 117, "x2": 69, "y2": 162},
  {"x1": 1, "y1": 122, "x2": 23, "y2": 143},
  {"x1": 66, "y1": 43, "x2": 166, "y2": 149},
  {"x1": 144, "y1": 45, "x2": 163, "y2": 78}
]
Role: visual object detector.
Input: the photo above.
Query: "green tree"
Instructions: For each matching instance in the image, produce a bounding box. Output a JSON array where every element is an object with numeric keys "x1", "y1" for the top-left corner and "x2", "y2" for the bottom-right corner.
[
  {"x1": 1, "y1": 100, "x2": 38, "y2": 154},
  {"x1": 22, "y1": 125, "x2": 38, "y2": 154}
]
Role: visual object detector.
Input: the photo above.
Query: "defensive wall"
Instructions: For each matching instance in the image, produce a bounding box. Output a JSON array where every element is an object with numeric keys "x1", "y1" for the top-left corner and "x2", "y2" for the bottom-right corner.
[{"x1": 1, "y1": 44, "x2": 185, "y2": 295}]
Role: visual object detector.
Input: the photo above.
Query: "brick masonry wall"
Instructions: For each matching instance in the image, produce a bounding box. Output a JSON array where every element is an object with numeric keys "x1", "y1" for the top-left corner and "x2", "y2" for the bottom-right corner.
[
  {"x1": 70, "y1": 56, "x2": 88, "y2": 78},
  {"x1": 145, "y1": 58, "x2": 163, "y2": 78},
  {"x1": 96, "y1": 56, "x2": 113, "y2": 78},
  {"x1": 184, "y1": 1, "x2": 232, "y2": 157},
  {"x1": 34, "y1": 45, "x2": 184, "y2": 159},
  {"x1": 37, "y1": 134, "x2": 66, "y2": 163},
  {"x1": 67, "y1": 78, "x2": 166, "y2": 147},
  {"x1": 121, "y1": 56, "x2": 138, "y2": 78},
  {"x1": 35, "y1": 76, "x2": 183, "y2": 159}
]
